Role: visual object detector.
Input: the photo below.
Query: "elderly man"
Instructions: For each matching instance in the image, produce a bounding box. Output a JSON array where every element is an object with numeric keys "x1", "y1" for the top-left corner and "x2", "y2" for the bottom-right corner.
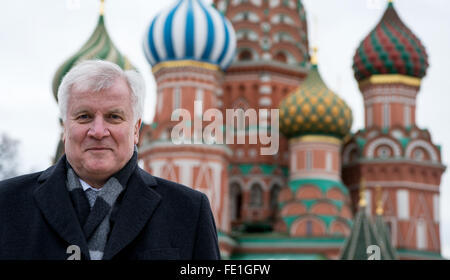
[{"x1": 0, "y1": 60, "x2": 220, "y2": 260}]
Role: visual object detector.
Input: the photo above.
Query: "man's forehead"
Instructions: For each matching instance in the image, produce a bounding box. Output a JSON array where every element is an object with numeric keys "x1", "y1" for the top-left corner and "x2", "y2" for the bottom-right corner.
[
  {"x1": 68, "y1": 91, "x2": 132, "y2": 113},
  {"x1": 69, "y1": 89, "x2": 130, "y2": 100},
  {"x1": 71, "y1": 76, "x2": 130, "y2": 92}
]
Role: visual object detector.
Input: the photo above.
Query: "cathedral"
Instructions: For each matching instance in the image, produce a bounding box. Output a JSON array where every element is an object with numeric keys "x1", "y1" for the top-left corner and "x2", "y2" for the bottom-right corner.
[{"x1": 52, "y1": 0, "x2": 446, "y2": 260}]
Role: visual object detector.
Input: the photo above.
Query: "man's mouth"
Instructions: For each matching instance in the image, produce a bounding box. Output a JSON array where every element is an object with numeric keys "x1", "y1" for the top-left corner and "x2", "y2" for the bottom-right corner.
[{"x1": 86, "y1": 147, "x2": 111, "y2": 151}]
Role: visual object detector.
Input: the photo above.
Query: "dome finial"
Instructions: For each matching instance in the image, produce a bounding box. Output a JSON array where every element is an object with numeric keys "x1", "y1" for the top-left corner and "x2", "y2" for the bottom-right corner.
[
  {"x1": 359, "y1": 177, "x2": 367, "y2": 208},
  {"x1": 100, "y1": 0, "x2": 105, "y2": 15},
  {"x1": 376, "y1": 185, "x2": 383, "y2": 215},
  {"x1": 311, "y1": 46, "x2": 318, "y2": 66}
]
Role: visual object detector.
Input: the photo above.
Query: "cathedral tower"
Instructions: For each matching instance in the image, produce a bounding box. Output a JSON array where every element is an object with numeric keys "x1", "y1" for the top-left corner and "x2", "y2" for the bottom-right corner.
[
  {"x1": 52, "y1": 0, "x2": 135, "y2": 162},
  {"x1": 276, "y1": 49, "x2": 354, "y2": 258},
  {"x1": 139, "y1": 0, "x2": 237, "y2": 258},
  {"x1": 214, "y1": 0, "x2": 310, "y2": 230},
  {"x1": 342, "y1": 1, "x2": 446, "y2": 259}
]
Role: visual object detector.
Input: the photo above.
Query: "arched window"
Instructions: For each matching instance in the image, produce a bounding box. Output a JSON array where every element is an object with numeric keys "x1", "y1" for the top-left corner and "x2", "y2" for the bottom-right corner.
[
  {"x1": 270, "y1": 184, "x2": 282, "y2": 220},
  {"x1": 377, "y1": 145, "x2": 391, "y2": 159},
  {"x1": 274, "y1": 52, "x2": 287, "y2": 63},
  {"x1": 239, "y1": 50, "x2": 252, "y2": 61},
  {"x1": 237, "y1": 29, "x2": 259, "y2": 41},
  {"x1": 250, "y1": 183, "x2": 263, "y2": 207},
  {"x1": 413, "y1": 148, "x2": 425, "y2": 161},
  {"x1": 230, "y1": 183, "x2": 243, "y2": 222},
  {"x1": 306, "y1": 220, "x2": 313, "y2": 236}
]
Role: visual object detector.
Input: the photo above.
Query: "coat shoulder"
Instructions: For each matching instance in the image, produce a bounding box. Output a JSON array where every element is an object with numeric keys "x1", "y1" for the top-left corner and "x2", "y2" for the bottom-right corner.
[
  {"x1": 137, "y1": 168, "x2": 206, "y2": 208},
  {"x1": 155, "y1": 176, "x2": 204, "y2": 199},
  {"x1": 0, "y1": 171, "x2": 43, "y2": 196}
]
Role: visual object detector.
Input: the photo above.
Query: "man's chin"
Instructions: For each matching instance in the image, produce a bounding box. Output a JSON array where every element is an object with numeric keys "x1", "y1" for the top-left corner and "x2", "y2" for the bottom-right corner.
[{"x1": 83, "y1": 161, "x2": 117, "y2": 176}]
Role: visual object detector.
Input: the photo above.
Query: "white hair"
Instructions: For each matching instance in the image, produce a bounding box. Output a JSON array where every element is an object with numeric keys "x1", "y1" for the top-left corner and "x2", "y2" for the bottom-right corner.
[{"x1": 57, "y1": 60, "x2": 145, "y2": 122}]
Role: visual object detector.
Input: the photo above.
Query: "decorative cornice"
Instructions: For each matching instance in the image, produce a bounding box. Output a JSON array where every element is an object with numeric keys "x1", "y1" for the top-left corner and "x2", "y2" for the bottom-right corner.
[
  {"x1": 226, "y1": 60, "x2": 309, "y2": 77},
  {"x1": 139, "y1": 140, "x2": 233, "y2": 157},
  {"x1": 347, "y1": 181, "x2": 441, "y2": 192},
  {"x1": 152, "y1": 60, "x2": 220, "y2": 74},
  {"x1": 289, "y1": 172, "x2": 341, "y2": 183},
  {"x1": 359, "y1": 74, "x2": 421, "y2": 88},
  {"x1": 343, "y1": 158, "x2": 446, "y2": 169},
  {"x1": 362, "y1": 84, "x2": 418, "y2": 98},
  {"x1": 363, "y1": 95, "x2": 416, "y2": 106},
  {"x1": 157, "y1": 81, "x2": 217, "y2": 92},
  {"x1": 155, "y1": 71, "x2": 218, "y2": 83},
  {"x1": 290, "y1": 135, "x2": 342, "y2": 145}
]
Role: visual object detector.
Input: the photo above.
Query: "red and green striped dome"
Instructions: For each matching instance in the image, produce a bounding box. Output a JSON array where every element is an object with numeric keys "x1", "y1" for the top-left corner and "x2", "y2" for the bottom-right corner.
[{"x1": 353, "y1": 1, "x2": 428, "y2": 82}]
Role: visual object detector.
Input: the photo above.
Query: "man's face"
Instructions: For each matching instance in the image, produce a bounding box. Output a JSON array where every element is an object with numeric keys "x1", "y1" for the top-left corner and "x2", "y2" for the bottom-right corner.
[{"x1": 63, "y1": 78, "x2": 141, "y2": 187}]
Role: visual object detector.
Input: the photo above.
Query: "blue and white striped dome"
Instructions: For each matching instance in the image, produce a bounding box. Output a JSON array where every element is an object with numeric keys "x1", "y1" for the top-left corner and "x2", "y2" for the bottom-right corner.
[{"x1": 143, "y1": 0, "x2": 236, "y2": 70}]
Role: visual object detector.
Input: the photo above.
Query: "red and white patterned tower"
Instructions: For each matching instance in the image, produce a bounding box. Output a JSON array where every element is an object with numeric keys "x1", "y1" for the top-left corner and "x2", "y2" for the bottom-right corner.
[
  {"x1": 214, "y1": 0, "x2": 310, "y2": 229},
  {"x1": 342, "y1": 1, "x2": 446, "y2": 259},
  {"x1": 139, "y1": 0, "x2": 237, "y2": 257}
]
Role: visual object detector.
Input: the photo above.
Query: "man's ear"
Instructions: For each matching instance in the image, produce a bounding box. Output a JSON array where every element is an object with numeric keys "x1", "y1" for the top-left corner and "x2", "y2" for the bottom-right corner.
[
  {"x1": 134, "y1": 118, "x2": 142, "y2": 145},
  {"x1": 62, "y1": 121, "x2": 66, "y2": 143}
]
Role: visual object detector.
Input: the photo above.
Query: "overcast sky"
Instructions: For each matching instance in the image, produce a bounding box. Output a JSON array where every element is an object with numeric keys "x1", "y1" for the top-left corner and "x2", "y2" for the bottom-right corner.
[{"x1": 0, "y1": 0, "x2": 448, "y2": 258}]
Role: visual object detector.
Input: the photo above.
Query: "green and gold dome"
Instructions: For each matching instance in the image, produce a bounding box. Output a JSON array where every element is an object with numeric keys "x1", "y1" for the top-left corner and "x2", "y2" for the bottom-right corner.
[
  {"x1": 52, "y1": 0, "x2": 135, "y2": 101},
  {"x1": 279, "y1": 50, "x2": 353, "y2": 139}
]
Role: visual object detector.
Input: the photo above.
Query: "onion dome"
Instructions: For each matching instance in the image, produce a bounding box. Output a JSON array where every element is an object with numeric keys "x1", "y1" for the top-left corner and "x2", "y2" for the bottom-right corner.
[
  {"x1": 279, "y1": 49, "x2": 353, "y2": 139},
  {"x1": 52, "y1": 4, "x2": 135, "y2": 101},
  {"x1": 143, "y1": 0, "x2": 236, "y2": 70},
  {"x1": 353, "y1": 1, "x2": 428, "y2": 82}
]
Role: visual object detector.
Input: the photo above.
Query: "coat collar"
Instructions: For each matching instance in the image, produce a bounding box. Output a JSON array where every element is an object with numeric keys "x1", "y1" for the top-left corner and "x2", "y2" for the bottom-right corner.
[
  {"x1": 34, "y1": 155, "x2": 162, "y2": 260},
  {"x1": 102, "y1": 168, "x2": 161, "y2": 260},
  {"x1": 33, "y1": 155, "x2": 91, "y2": 259}
]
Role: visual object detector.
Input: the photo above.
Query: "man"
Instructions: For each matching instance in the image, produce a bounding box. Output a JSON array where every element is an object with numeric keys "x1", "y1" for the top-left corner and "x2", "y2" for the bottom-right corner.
[{"x1": 0, "y1": 60, "x2": 221, "y2": 260}]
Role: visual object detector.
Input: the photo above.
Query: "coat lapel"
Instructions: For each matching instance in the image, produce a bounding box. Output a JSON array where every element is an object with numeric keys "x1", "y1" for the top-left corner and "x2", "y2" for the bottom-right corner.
[
  {"x1": 102, "y1": 168, "x2": 161, "y2": 260},
  {"x1": 33, "y1": 157, "x2": 90, "y2": 260}
]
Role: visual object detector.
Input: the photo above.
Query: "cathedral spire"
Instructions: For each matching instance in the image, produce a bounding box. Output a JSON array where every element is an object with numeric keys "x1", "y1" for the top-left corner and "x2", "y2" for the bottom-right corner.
[
  {"x1": 310, "y1": 46, "x2": 318, "y2": 66},
  {"x1": 100, "y1": 0, "x2": 105, "y2": 16},
  {"x1": 359, "y1": 177, "x2": 367, "y2": 208},
  {"x1": 376, "y1": 185, "x2": 383, "y2": 216}
]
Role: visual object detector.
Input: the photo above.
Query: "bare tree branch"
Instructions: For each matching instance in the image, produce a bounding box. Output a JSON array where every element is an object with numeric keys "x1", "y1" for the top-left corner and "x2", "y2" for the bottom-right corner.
[{"x1": 0, "y1": 132, "x2": 20, "y2": 180}]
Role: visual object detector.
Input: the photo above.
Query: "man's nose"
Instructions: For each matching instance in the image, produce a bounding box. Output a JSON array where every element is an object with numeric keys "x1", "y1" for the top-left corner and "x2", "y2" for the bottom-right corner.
[{"x1": 87, "y1": 116, "x2": 111, "y2": 139}]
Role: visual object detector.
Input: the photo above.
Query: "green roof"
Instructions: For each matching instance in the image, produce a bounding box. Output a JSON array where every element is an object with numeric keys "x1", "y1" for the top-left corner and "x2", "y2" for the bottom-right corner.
[
  {"x1": 230, "y1": 253, "x2": 326, "y2": 260},
  {"x1": 396, "y1": 248, "x2": 445, "y2": 260},
  {"x1": 356, "y1": 137, "x2": 367, "y2": 150},
  {"x1": 374, "y1": 215, "x2": 398, "y2": 259},
  {"x1": 282, "y1": 214, "x2": 353, "y2": 230},
  {"x1": 260, "y1": 164, "x2": 277, "y2": 175},
  {"x1": 288, "y1": 178, "x2": 349, "y2": 195},
  {"x1": 280, "y1": 198, "x2": 345, "y2": 212},
  {"x1": 233, "y1": 233, "x2": 346, "y2": 245},
  {"x1": 234, "y1": 163, "x2": 286, "y2": 176},
  {"x1": 340, "y1": 210, "x2": 397, "y2": 260},
  {"x1": 238, "y1": 164, "x2": 253, "y2": 175}
]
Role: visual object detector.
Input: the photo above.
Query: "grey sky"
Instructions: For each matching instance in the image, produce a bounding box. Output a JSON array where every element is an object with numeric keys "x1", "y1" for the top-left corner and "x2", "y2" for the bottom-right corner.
[{"x1": 0, "y1": 0, "x2": 448, "y2": 258}]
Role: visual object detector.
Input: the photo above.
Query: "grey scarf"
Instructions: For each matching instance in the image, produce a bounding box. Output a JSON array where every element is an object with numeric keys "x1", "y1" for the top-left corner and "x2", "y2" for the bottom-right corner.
[
  {"x1": 64, "y1": 151, "x2": 138, "y2": 260},
  {"x1": 66, "y1": 168, "x2": 124, "y2": 260}
]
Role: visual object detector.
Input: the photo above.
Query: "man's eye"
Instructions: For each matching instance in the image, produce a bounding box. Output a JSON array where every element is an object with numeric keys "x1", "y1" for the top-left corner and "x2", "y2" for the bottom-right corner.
[
  {"x1": 77, "y1": 114, "x2": 90, "y2": 120},
  {"x1": 110, "y1": 114, "x2": 123, "y2": 120}
]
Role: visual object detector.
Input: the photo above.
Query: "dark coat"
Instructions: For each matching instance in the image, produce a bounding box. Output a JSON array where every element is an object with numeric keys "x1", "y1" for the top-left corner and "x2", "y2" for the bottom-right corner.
[{"x1": 0, "y1": 157, "x2": 221, "y2": 260}]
